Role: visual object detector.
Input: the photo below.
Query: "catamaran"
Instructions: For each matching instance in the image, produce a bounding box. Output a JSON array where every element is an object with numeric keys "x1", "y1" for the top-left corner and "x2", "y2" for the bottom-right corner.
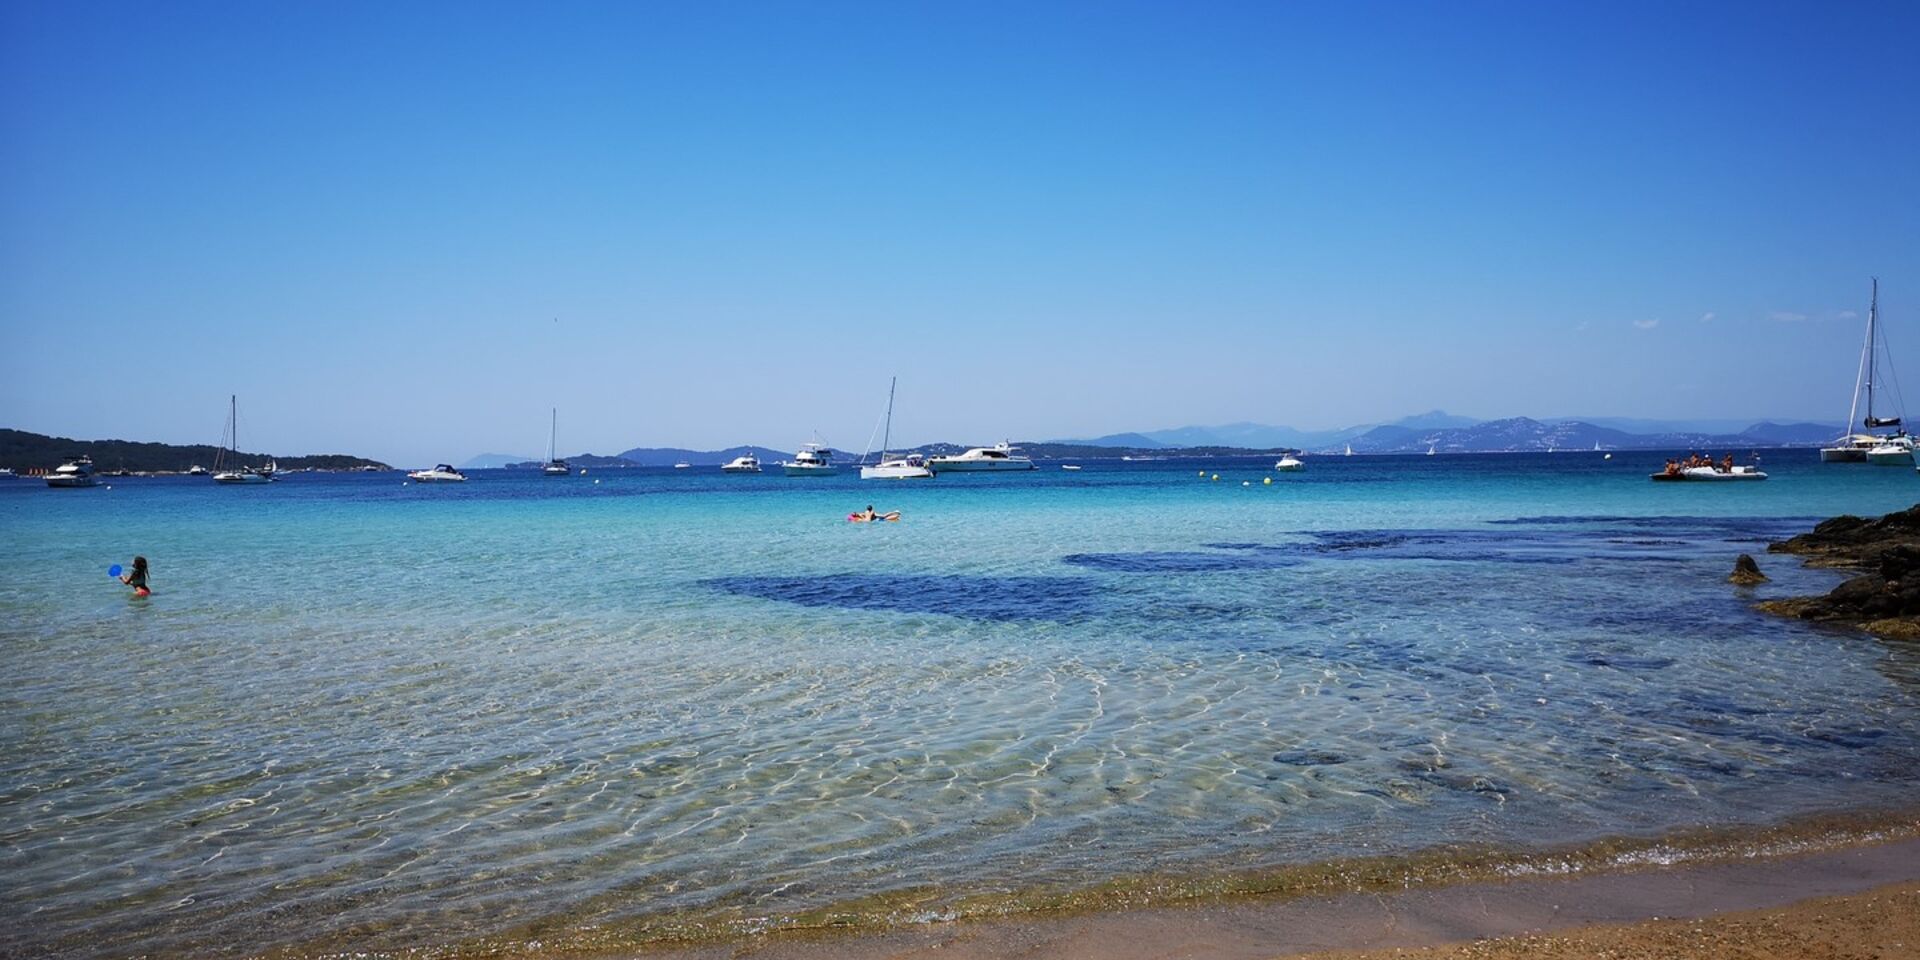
[
  {"x1": 212, "y1": 395, "x2": 273, "y2": 484},
  {"x1": 542, "y1": 408, "x2": 571, "y2": 476},
  {"x1": 860, "y1": 377, "x2": 933, "y2": 480},
  {"x1": 1823, "y1": 279, "x2": 1910, "y2": 464}
]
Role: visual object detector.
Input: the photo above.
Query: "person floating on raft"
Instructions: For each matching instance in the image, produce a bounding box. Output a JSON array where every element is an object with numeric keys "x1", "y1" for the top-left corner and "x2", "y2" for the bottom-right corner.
[
  {"x1": 120, "y1": 556, "x2": 151, "y2": 597},
  {"x1": 849, "y1": 505, "x2": 901, "y2": 522}
]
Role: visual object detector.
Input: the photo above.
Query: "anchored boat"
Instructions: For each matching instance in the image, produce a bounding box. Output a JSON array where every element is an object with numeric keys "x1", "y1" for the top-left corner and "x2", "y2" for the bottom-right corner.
[
  {"x1": 928, "y1": 442, "x2": 1035, "y2": 473},
  {"x1": 1823, "y1": 279, "x2": 1910, "y2": 464}
]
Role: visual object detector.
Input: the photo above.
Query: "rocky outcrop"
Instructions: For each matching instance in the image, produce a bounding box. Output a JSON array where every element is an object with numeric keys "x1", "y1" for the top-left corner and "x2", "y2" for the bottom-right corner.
[
  {"x1": 1759, "y1": 505, "x2": 1920, "y2": 639},
  {"x1": 1728, "y1": 554, "x2": 1767, "y2": 585}
]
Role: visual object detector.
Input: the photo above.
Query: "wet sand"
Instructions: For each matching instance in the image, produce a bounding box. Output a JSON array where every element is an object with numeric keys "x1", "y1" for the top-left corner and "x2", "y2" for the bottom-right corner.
[{"x1": 633, "y1": 837, "x2": 1920, "y2": 960}]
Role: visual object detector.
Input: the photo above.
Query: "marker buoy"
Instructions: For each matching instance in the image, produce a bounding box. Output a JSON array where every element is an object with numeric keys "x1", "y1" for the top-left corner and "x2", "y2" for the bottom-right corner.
[
  {"x1": 1211, "y1": 474, "x2": 1219, "y2": 481},
  {"x1": 1198, "y1": 470, "x2": 1206, "y2": 477},
  {"x1": 1263, "y1": 477, "x2": 1272, "y2": 485}
]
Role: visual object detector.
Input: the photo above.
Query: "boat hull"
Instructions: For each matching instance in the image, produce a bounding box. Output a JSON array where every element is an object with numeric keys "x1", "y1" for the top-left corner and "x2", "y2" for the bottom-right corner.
[
  {"x1": 213, "y1": 473, "x2": 272, "y2": 484},
  {"x1": 1868, "y1": 450, "x2": 1914, "y2": 466},
  {"x1": 1821, "y1": 447, "x2": 1869, "y2": 462},
  {"x1": 860, "y1": 465, "x2": 933, "y2": 480},
  {"x1": 783, "y1": 464, "x2": 838, "y2": 477},
  {"x1": 927, "y1": 459, "x2": 1035, "y2": 472},
  {"x1": 45, "y1": 476, "x2": 97, "y2": 488},
  {"x1": 1650, "y1": 467, "x2": 1767, "y2": 482}
]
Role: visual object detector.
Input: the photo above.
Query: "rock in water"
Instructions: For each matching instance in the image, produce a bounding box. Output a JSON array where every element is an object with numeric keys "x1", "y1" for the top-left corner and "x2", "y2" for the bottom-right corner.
[
  {"x1": 1729, "y1": 554, "x2": 1767, "y2": 585},
  {"x1": 1758, "y1": 505, "x2": 1920, "y2": 639}
]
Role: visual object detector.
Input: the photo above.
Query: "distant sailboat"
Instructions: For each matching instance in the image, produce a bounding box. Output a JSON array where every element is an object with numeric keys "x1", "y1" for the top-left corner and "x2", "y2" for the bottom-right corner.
[
  {"x1": 542, "y1": 408, "x2": 571, "y2": 476},
  {"x1": 212, "y1": 395, "x2": 272, "y2": 484},
  {"x1": 1824, "y1": 279, "x2": 1911, "y2": 464},
  {"x1": 1426, "y1": 444, "x2": 1436, "y2": 456},
  {"x1": 860, "y1": 377, "x2": 933, "y2": 480},
  {"x1": 1344, "y1": 444, "x2": 1353, "y2": 457}
]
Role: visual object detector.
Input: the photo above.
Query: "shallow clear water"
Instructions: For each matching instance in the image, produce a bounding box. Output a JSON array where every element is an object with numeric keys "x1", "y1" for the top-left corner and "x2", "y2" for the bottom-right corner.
[{"x1": 4, "y1": 451, "x2": 1920, "y2": 957}]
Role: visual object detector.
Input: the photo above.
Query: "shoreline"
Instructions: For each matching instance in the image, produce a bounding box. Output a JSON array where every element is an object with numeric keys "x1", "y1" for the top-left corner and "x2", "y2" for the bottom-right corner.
[
  {"x1": 244, "y1": 807, "x2": 1920, "y2": 959},
  {"x1": 624, "y1": 828, "x2": 1920, "y2": 960}
]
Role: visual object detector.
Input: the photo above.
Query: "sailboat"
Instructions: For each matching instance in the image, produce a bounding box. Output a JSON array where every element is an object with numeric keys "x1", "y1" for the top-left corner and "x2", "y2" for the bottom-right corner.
[
  {"x1": 212, "y1": 395, "x2": 273, "y2": 484},
  {"x1": 860, "y1": 377, "x2": 933, "y2": 480},
  {"x1": 1823, "y1": 279, "x2": 1911, "y2": 464},
  {"x1": 1344, "y1": 444, "x2": 1353, "y2": 457},
  {"x1": 542, "y1": 408, "x2": 571, "y2": 476}
]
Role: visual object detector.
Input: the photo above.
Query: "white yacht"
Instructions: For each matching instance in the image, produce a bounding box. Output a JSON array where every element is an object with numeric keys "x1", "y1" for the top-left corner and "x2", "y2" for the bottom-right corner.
[
  {"x1": 781, "y1": 442, "x2": 837, "y2": 476},
  {"x1": 674, "y1": 462, "x2": 691, "y2": 469},
  {"x1": 542, "y1": 408, "x2": 571, "y2": 476},
  {"x1": 45, "y1": 456, "x2": 98, "y2": 488},
  {"x1": 863, "y1": 453, "x2": 933, "y2": 480},
  {"x1": 187, "y1": 464, "x2": 209, "y2": 476},
  {"x1": 1823, "y1": 279, "x2": 1909, "y2": 463},
  {"x1": 1274, "y1": 454, "x2": 1304, "y2": 472},
  {"x1": 408, "y1": 464, "x2": 467, "y2": 482},
  {"x1": 212, "y1": 395, "x2": 274, "y2": 484},
  {"x1": 720, "y1": 453, "x2": 762, "y2": 473},
  {"x1": 1868, "y1": 435, "x2": 1915, "y2": 466},
  {"x1": 0, "y1": 467, "x2": 12, "y2": 478},
  {"x1": 860, "y1": 377, "x2": 933, "y2": 480},
  {"x1": 928, "y1": 442, "x2": 1035, "y2": 472}
]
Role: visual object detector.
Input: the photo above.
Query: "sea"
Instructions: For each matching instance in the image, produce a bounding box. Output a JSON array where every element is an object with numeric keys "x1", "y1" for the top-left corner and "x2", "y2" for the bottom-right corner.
[{"x1": 4, "y1": 450, "x2": 1919, "y2": 958}]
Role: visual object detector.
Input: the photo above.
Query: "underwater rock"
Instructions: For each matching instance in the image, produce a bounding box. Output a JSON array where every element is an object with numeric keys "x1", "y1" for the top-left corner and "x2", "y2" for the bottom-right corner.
[{"x1": 1728, "y1": 554, "x2": 1768, "y2": 585}]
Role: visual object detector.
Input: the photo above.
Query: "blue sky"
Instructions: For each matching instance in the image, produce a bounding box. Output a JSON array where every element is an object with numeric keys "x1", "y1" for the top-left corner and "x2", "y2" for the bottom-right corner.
[{"x1": 3, "y1": 1, "x2": 1917, "y2": 463}]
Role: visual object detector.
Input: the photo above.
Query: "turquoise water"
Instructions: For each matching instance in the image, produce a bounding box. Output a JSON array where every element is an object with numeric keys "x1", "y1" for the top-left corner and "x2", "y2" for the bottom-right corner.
[{"x1": 4, "y1": 451, "x2": 1920, "y2": 957}]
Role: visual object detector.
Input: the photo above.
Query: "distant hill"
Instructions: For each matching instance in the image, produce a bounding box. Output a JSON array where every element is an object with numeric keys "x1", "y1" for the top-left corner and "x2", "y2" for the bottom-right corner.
[
  {"x1": 614, "y1": 445, "x2": 792, "y2": 467},
  {"x1": 1060, "y1": 432, "x2": 1168, "y2": 449},
  {"x1": 1337, "y1": 417, "x2": 1842, "y2": 455},
  {"x1": 461, "y1": 453, "x2": 538, "y2": 469},
  {"x1": 501, "y1": 453, "x2": 640, "y2": 469},
  {"x1": 0, "y1": 428, "x2": 386, "y2": 473}
]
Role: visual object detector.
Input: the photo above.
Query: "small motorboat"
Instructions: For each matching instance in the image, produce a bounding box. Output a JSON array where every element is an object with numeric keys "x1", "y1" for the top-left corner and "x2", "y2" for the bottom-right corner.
[
  {"x1": 721, "y1": 453, "x2": 762, "y2": 473},
  {"x1": 1061, "y1": 464, "x2": 1082, "y2": 471},
  {"x1": 1650, "y1": 465, "x2": 1768, "y2": 482},
  {"x1": 1274, "y1": 455, "x2": 1304, "y2": 472},
  {"x1": 45, "y1": 456, "x2": 98, "y2": 488},
  {"x1": 1867, "y1": 436, "x2": 1915, "y2": 466},
  {"x1": 408, "y1": 464, "x2": 468, "y2": 482}
]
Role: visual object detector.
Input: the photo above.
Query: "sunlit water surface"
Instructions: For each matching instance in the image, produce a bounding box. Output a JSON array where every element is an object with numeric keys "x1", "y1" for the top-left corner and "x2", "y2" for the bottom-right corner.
[{"x1": 3, "y1": 452, "x2": 1919, "y2": 957}]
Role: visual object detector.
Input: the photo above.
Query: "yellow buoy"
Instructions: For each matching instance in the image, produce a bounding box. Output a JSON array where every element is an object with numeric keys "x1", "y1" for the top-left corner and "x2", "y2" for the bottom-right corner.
[
  {"x1": 1211, "y1": 474, "x2": 1219, "y2": 481},
  {"x1": 1198, "y1": 470, "x2": 1206, "y2": 477},
  {"x1": 1263, "y1": 476, "x2": 1272, "y2": 485}
]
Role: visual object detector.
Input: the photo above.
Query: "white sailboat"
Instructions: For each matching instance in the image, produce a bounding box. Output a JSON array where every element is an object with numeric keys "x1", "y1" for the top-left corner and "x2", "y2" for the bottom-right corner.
[
  {"x1": 542, "y1": 408, "x2": 571, "y2": 476},
  {"x1": 1344, "y1": 444, "x2": 1353, "y2": 457},
  {"x1": 1824, "y1": 279, "x2": 1910, "y2": 464},
  {"x1": 212, "y1": 395, "x2": 273, "y2": 484},
  {"x1": 860, "y1": 377, "x2": 933, "y2": 480}
]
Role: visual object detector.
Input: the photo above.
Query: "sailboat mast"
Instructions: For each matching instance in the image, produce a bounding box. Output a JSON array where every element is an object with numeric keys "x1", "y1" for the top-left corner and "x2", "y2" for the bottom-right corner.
[
  {"x1": 231, "y1": 394, "x2": 238, "y2": 460},
  {"x1": 548, "y1": 407, "x2": 557, "y2": 462},
  {"x1": 1867, "y1": 278, "x2": 1880, "y2": 425},
  {"x1": 881, "y1": 377, "x2": 896, "y2": 458}
]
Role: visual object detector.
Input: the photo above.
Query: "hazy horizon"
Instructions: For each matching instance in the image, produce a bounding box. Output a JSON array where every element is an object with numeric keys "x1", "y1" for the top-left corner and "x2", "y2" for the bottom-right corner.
[{"x1": 4, "y1": 2, "x2": 1917, "y2": 465}]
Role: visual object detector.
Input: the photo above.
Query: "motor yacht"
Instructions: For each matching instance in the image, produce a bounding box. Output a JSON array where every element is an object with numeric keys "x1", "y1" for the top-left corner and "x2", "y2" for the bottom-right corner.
[
  {"x1": 781, "y1": 443, "x2": 837, "y2": 476},
  {"x1": 408, "y1": 464, "x2": 468, "y2": 482},
  {"x1": 674, "y1": 462, "x2": 691, "y2": 469},
  {"x1": 187, "y1": 464, "x2": 209, "y2": 476},
  {"x1": 45, "y1": 456, "x2": 98, "y2": 488},
  {"x1": 721, "y1": 453, "x2": 762, "y2": 473},
  {"x1": 1274, "y1": 455, "x2": 1304, "y2": 472},
  {"x1": 928, "y1": 442, "x2": 1035, "y2": 473}
]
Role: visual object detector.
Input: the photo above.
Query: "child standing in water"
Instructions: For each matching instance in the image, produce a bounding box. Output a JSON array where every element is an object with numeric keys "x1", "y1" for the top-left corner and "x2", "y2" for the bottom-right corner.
[{"x1": 120, "y1": 556, "x2": 150, "y2": 597}]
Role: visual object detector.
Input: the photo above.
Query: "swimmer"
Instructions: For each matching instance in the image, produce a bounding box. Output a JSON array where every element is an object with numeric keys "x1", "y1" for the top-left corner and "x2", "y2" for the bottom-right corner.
[{"x1": 120, "y1": 555, "x2": 151, "y2": 597}]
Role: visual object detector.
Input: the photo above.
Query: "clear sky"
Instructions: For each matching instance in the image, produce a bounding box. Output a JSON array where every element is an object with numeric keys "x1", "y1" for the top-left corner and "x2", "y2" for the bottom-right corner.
[{"x1": 3, "y1": 1, "x2": 1917, "y2": 463}]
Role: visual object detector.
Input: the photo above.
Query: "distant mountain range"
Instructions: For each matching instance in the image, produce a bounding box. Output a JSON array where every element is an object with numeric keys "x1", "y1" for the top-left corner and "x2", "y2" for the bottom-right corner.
[{"x1": 1059, "y1": 412, "x2": 1843, "y2": 455}]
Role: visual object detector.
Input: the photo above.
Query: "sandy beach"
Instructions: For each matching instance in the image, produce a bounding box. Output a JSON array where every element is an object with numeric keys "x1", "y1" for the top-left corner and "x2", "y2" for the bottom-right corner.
[{"x1": 626, "y1": 834, "x2": 1920, "y2": 960}]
